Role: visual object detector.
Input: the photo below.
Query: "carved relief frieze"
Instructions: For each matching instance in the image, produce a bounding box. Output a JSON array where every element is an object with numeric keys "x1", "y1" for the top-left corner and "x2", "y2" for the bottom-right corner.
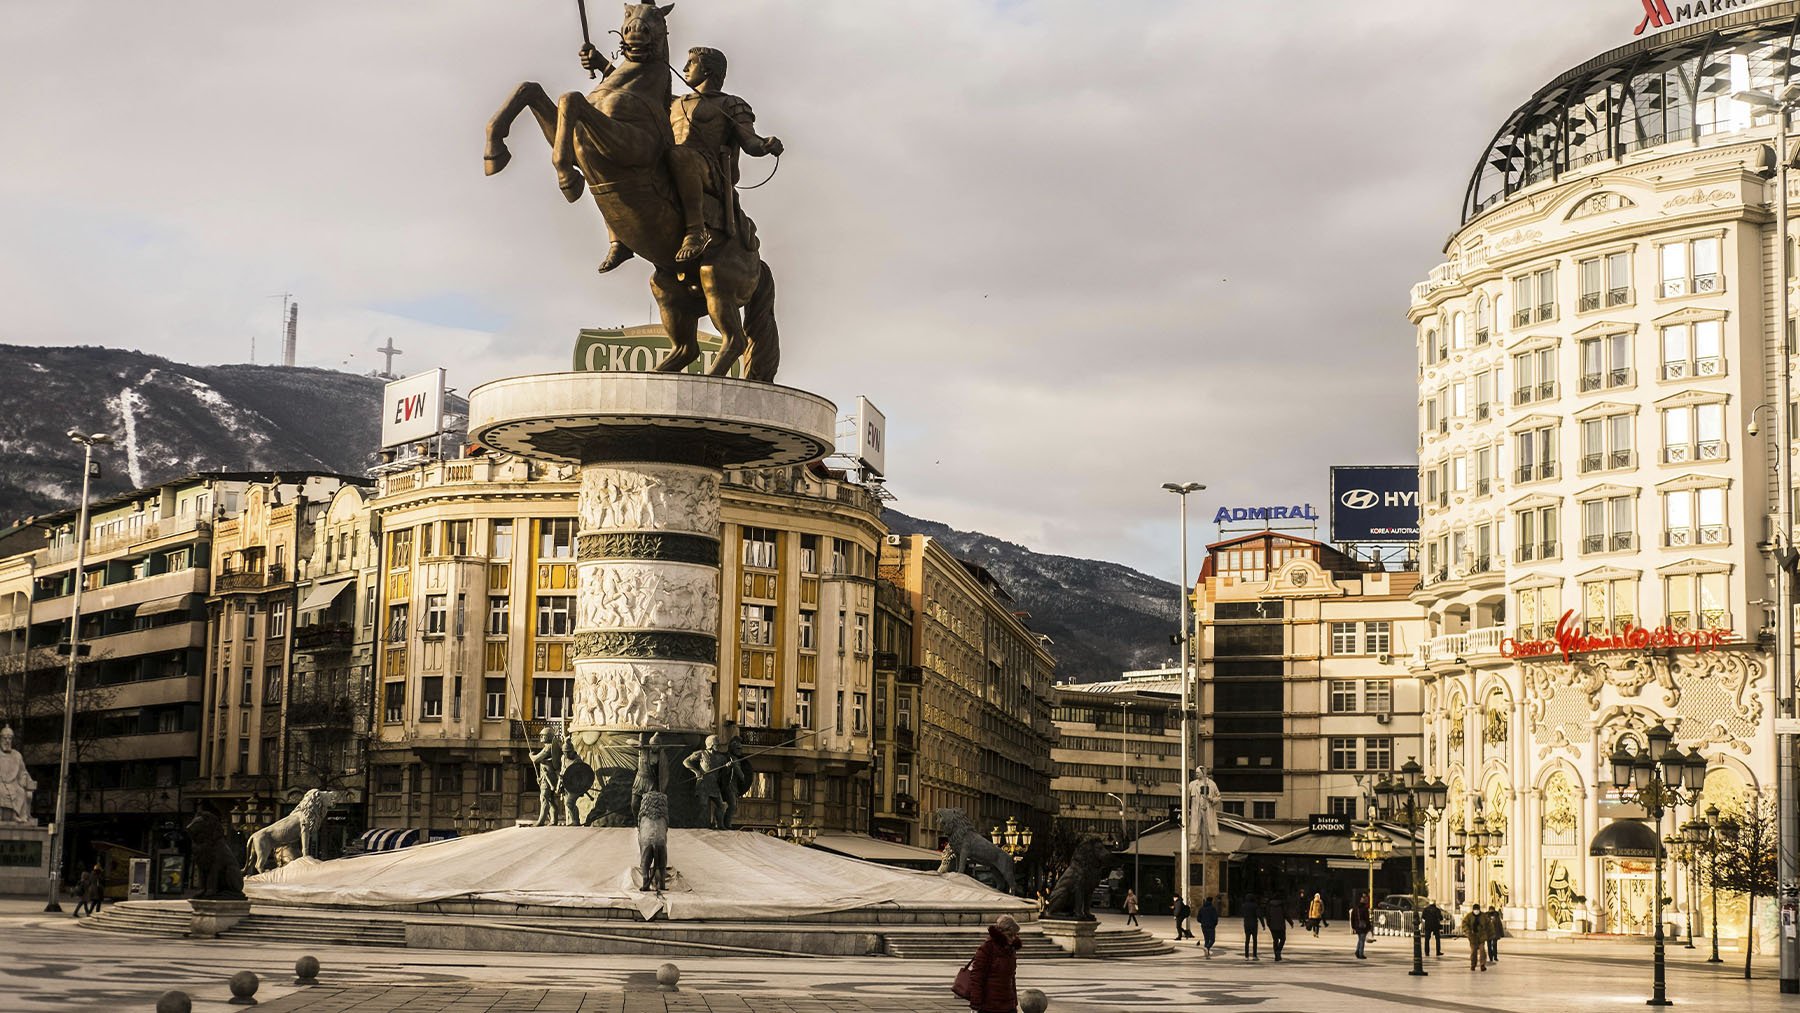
[
  {"x1": 577, "y1": 562, "x2": 719, "y2": 634},
  {"x1": 571, "y1": 660, "x2": 714, "y2": 731},
  {"x1": 578, "y1": 465, "x2": 720, "y2": 534}
]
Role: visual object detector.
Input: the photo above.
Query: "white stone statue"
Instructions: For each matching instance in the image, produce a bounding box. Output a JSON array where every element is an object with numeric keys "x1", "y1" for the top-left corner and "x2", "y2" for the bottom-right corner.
[
  {"x1": 0, "y1": 725, "x2": 38, "y2": 824},
  {"x1": 1187, "y1": 765, "x2": 1220, "y2": 855}
]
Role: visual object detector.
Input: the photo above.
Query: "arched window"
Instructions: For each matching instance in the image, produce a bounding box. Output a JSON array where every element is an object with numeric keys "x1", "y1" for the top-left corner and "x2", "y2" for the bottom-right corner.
[
  {"x1": 1474, "y1": 296, "x2": 1491, "y2": 344},
  {"x1": 1452, "y1": 312, "x2": 1468, "y2": 350}
]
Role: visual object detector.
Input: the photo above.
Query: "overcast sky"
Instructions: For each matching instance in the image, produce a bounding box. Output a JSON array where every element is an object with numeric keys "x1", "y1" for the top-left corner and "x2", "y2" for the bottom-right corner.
[{"x1": 2, "y1": 1, "x2": 1644, "y2": 578}]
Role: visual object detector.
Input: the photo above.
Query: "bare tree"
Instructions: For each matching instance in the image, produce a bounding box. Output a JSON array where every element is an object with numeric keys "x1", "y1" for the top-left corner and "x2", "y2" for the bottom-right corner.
[{"x1": 1703, "y1": 793, "x2": 1778, "y2": 980}]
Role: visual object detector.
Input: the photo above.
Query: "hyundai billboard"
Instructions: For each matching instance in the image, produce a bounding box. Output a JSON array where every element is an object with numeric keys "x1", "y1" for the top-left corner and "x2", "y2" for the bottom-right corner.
[{"x1": 1330, "y1": 465, "x2": 1420, "y2": 542}]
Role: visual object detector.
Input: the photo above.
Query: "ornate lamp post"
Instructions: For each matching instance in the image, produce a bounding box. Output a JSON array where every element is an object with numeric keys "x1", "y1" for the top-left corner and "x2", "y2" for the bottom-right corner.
[
  {"x1": 1351, "y1": 827, "x2": 1392, "y2": 911},
  {"x1": 1456, "y1": 811, "x2": 1503, "y2": 911},
  {"x1": 992, "y1": 815, "x2": 1034, "y2": 864},
  {"x1": 769, "y1": 809, "x2": 818, "y2": 846},
  {"x1": 1610, "y1": 724, "x2": 1708, "y2": 1007},
  {"x1": 1666, "y1": 823, "x2": 1700, "y2": 949},
  {"x1": 1697, "y1": 805, "x2": 1738, "y2": 964},
  {"x1": 1375, "y1": 757, "x2": 1449, "y2": 976}
]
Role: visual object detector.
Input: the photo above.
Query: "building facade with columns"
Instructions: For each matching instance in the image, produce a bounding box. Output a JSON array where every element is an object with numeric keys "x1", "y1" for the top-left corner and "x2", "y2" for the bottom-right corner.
[{"x1": 1407, "y1": 7, "x2": 1792, "y2": 937}]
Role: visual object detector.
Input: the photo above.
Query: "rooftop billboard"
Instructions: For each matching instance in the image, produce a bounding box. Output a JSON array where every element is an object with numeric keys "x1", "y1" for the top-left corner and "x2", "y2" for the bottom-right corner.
[{"x1": 1329, "y1": 465, "x2": 1419, "y2": 542}]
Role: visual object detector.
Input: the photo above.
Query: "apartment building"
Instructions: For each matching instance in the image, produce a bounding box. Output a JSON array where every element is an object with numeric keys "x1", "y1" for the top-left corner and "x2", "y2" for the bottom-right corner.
[
  {"x1": 869, "y1": 575, "x2": 919, "y2": 842},
  {"x1": 1049, "y1": 670, "x2": 1183, "y2": 846},
  {"x1": 881, "y1": 535, "x2": 1057, "y2": 851},
  {"x1": 1194, "y1": 532, "x2": 1426, "y2": 833}
]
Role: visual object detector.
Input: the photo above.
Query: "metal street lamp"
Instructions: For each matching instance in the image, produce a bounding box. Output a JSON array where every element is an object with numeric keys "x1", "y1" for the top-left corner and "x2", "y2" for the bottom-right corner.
[
  {"x1": 1699, "y1": 806, "x2": 1739, "y2": 965},
  {"x1": 1105, "y1": 791, "x2": 1137, "y2": 894},
  {"x1": 1351, "y1": 827, "x2": 1392, "y2": 911},
  {"x1": 44, "y1": 430, "x2": 112, "y2": 913},
  {"x1": 1456, "y1": 811, "x2": 1503, "y2": 912},
  {"x1": 1162, "y1": 480, "x2": 1205, "y2": 907},
  {"x1": 1376, "y1": 757, "x2": 1449, "y2": 977},
  {"x1": 1735, "y1": 80, "x2": 1800, "y2": 996},
  {"x1": 991, "y1": 815, "x2": 1033, "y2": 859},
  {"x1": 1610, "y1": 726, "x2": 1709, "y2": 1007},
  {"x1": 1666, "y1": 822, "x2": 1701, "y2": 950}
]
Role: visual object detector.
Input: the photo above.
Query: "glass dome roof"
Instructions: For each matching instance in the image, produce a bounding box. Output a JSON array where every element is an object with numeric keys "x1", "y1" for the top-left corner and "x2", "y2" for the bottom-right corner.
[{"x1": 1465, "y1": 3, "x2": 1800, "y2": 224}]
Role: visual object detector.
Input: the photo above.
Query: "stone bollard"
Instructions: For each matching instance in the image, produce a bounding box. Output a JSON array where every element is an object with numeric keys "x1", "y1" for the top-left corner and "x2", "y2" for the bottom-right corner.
[
  {"x1": 655, "y1": 962, "x2": 681, "y2": 992},
  {"x1": 228, "y1": 970, "x2": 260, "y2": 1006},
  {"x1": 1020, "y1": 988, "x2": 1049, "y2": 1013},
  {"x1": 155, "y1": 991, "x2": 193, "y2": 1013},
  {"x1": 294, "y1": 955, "x2": 320, "y2": 985}
]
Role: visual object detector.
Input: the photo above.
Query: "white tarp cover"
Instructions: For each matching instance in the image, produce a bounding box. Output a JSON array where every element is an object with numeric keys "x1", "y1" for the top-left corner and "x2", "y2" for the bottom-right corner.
[{"x1": 247, "y1": 826, "x2": 1027, "y2": 921}]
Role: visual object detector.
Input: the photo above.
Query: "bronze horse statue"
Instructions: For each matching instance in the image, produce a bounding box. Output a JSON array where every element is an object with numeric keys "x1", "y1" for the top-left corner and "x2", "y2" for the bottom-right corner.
[{"x1": 483, "y1": 3, "x2": 780, "y2": 381}]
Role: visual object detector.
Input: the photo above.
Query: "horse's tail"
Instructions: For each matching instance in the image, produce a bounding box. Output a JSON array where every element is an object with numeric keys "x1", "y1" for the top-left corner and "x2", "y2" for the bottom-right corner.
[{"x1": 744, "y1": 261, "x2": 780, "y2": 382}]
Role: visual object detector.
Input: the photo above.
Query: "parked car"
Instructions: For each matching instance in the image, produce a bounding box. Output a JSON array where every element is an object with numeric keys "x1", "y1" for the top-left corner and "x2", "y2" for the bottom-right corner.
[{"x1": 1372, "y1": 894, "x2": 1419, "y2": 934}]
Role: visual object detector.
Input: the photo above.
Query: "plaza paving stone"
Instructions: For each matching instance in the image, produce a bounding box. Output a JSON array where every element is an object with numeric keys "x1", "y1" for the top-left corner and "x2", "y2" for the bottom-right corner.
[{"x1": 2, "y1": 900, "x2": 1796, "y2": 1012}]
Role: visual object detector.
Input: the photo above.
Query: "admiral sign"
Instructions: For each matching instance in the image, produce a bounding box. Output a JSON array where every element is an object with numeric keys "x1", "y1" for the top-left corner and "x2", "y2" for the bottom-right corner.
[
  {"x1": 380, "y1": 368, "x2": 446, "y2": 450},
  {"x1": 1330, "y1": 466, "x2": 1420, "y2": 542},
  {"x1": 1633, "y1": 0, "x2": 1775, "y2": 35}
]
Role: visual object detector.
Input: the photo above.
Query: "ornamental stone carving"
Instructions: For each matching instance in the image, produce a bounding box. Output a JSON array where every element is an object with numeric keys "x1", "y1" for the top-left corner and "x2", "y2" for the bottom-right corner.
[
  {"x1": 579, "y1": 465, "x2": 720, "y2": 534},
  {"x1": 578, "y1": 562, "x2": 719, "y2": 634},
  {"x1": 572, "y1": 660, "x2": 714, "y2": 732}
]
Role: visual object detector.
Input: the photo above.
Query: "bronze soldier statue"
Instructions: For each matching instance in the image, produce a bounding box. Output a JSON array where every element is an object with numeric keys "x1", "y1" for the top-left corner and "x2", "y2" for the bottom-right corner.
[{"x1": 582, "y1": 44, "x2": 784, "y2": 273}]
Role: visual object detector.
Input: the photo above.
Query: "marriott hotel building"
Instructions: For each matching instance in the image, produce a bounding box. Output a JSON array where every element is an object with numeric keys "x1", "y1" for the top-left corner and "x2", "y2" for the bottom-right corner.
[{"x1": 1408, "y1": 5, "x2": 1796, "y2": 939}]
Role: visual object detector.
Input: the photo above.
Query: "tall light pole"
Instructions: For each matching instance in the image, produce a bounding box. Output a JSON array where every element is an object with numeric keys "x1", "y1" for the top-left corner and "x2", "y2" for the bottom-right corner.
[
  {"x1": 1611, "y1": 725, "x2": 1708, "y2": 1007},
  {"x1": 1738, "y1": 81, "x2": 1800, "y2": 994},
  {"x1": 45, "y1": 430, "x2": 112, "y2": 912},
  {"x1": 1163, "y1": 481, "x2": 1205, "y2": 907}
]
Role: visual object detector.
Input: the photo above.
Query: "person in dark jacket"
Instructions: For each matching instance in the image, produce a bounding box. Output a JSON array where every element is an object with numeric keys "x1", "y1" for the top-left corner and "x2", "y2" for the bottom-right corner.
[
  {"x1": 1240, "y1": 894, "x2": 1262, "y2": 959},
  {"x1": 1172, "y1": 894, "x2": 1193, "y2": 940},
  {"x1": 1196, "y1": 895, "x2": 1220, "y2": 956},
  {"x1": 1350, "y1": 893, "x2": 1372, "y2": 959},
  {"x1": 1484, "y1": 907, "x2": 1503, "y2": 963},
  {"x1": 1263, "y1": 893, "x2": 1294, "y2": 961},
  {"x1": 71, "y1": 867, "x2": 93, "y2": 918},
  {"x1": 1422, "y1": 902, "x2": 1445, "y2": 956},
  {"x1": 966, "y1": 914, "x2": 1022, "y2": 1012}
]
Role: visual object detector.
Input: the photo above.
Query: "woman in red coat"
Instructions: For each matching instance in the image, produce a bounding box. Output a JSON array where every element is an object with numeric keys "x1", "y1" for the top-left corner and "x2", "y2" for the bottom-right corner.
[{"x1": 966, "y1": 914, "x2": 1022, "y2": 1012}]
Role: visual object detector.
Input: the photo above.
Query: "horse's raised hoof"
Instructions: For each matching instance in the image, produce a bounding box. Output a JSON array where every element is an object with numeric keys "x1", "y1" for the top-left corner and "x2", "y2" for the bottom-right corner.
[
  {"x1": 597, "y1": 243, "x2": 635, "y2": 274},
  {"x1": 558, "y1": 169, "x2": 587, "y2": 203},
  {"x1": 483, "y1": 146, "x2": 511, "y2": 176}
]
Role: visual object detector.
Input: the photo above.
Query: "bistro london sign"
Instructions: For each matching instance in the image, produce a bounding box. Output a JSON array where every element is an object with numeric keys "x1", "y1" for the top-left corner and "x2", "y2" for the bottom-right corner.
[
  {"x1": 1501, "y1": 610, "x2": 1735, "y2": 661},
  {"x1": 1634, "y1": 0, "x2": 1776, "y2": 36}
]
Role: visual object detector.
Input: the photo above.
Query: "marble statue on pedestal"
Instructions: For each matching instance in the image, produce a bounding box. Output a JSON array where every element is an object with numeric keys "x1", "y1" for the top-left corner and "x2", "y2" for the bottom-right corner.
[
  {"x1": 0, "y1": 726, "x2": 37, "y2": 824},
  {"x1": 244, "y1": 788, "x2": 344, "y2": 873},
  {"x1": 1187, "y1": 766, "x2": 1221, "y2": 855}
]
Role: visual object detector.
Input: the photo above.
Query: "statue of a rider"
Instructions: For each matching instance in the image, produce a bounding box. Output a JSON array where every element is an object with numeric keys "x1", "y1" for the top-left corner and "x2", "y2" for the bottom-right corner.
[{"x1": 580, "y1": 43, "x2": 783, "y2": 272}]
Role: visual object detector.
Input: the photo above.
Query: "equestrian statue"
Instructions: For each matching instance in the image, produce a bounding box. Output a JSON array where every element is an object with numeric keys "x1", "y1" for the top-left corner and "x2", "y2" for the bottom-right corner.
[{"x1": 485, "y1": 2, "x2": 785, "y2": 381}]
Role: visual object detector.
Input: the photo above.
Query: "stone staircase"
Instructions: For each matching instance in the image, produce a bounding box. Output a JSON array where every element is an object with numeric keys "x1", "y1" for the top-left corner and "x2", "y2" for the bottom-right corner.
[
  {"x1": 80, "y1": 904, "x2": 191, "y2": 939},
  {"x1": 884, "y1": 927, "x2": 1171, "y2": 959},
  {"x1": 225, "y1": 912, "x2": 408, "y2": 947}
]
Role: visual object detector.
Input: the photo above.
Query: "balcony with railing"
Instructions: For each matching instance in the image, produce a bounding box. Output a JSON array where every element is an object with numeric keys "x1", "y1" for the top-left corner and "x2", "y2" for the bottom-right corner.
[
  {"x1": 294, "y1": 622, "x2": 355, "y2": 653},
  {"x1": 1411, "y1": 625, "x2": 1508, "y2": 670},
  {"x1": 216, "y1": 565, "x2": 286, "y2": 593}
]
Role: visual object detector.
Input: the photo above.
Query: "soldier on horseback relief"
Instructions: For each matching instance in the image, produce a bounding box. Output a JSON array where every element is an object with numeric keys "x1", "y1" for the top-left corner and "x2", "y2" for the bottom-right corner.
[{"x1": 583, "y1": 43, "x2": 784, "y2": 272}]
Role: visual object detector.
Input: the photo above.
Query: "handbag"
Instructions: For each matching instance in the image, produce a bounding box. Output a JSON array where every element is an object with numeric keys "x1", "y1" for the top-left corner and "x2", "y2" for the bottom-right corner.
[{"x1": 952, "y1": 959, "x2": 975, "y2": 999}]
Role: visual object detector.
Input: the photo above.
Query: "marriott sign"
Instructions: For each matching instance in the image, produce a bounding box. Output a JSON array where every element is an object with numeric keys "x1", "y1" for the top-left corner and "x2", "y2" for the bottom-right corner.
[{"x1": 1634, "y1": 0, "x2": 1776, "y2": 36}]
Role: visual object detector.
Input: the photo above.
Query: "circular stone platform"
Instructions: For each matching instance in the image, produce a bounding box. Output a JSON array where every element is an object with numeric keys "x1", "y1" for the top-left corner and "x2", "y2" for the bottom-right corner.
[
  {"x1": 467, "y1": 373, "x2": 837, "y2": 469},
  {"x1": 245, "y1": 827, "x2": 1029, "y2": 925}
]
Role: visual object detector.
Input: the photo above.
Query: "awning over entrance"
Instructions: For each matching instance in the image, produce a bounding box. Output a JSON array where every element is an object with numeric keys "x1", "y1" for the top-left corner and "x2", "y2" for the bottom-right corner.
[
  {"x1": 134, "y1": 594, "x2": 196, "y2": 618},
  {"x1": 810, "y1": 833, "x2": 945, "y2": 868},
  {"x1": 356, "y1": 828, "x2": 422, "y2": 852},
  {"x1": 1253, "y1": 822, "x2": 1417, "y2": 860},
  {"x1": 1590, "y1": 819, "x2": 1663, "y2": 859},
  {"x1": 297, "y1": 578, "x2": 354, "y2": 613}
]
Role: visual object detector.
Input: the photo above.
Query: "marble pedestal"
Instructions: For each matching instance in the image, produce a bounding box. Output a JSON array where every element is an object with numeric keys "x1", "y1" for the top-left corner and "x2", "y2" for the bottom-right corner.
[
  {"x1": 1039, "y1": 917, "x2": 1098, "y2": 957},
  {"x1": 469, "y1": 373, "x2": 836, "y2": 827},
  {"x1": 0, "y1": 823, "x2": 50, "y2": 895},
  {"x1": 189, "y1": 898, "x2": 252, "y2": 938}
]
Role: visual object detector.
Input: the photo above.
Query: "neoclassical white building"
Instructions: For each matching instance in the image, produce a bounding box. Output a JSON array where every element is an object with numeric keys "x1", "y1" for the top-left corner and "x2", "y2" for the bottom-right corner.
[{"x1": 1408, "y1": 7, "x2": 1797, "y2": 939}]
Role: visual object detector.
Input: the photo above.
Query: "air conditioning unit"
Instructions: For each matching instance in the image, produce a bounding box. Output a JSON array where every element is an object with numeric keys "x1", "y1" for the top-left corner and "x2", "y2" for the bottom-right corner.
[
  {"x1": 1377, "y1": 653, "x2": 1392, "y2": 665},
  {"x1": 1376, "y1": 712, "x2": 1392, "y2": 725},
  {"x1": 886, "y1": 533, "x2": 903, "y2": 546}
]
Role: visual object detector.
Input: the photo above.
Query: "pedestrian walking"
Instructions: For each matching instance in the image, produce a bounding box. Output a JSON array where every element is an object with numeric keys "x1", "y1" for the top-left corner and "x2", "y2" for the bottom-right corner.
[
  {"x1": 1240, "y1": 894, "x2": 1261, "y2": 960},
  {"x1": 1305, "y1": 892, "x2": 1325, "y2": 936},
  {"x1": 71, "y1": 867, "x2": 92, "y2": 918},
  {"x1": 1264, "y1": 893, "x2": 1294, "y2": 962},
  {"x1": 85, "y1": 863, "x2": 104, "y2": 915},
  {"x1": 1196, "y1": 896, "x2": 1219, "y2": 956},
  {"x1": 1484, "y1": 906, "x2": 1503, "y2": 964},
  {"x1": 1461, "y1": 904, "x2": 1489, "y2": 971},
  {"x1": 1422, "y1": 901, "x2": 1445, "y2": 957},
  {"x1": 1124, "y1": 889, "x2": 1139, "y2": 926},
  {"x1": 1350, "y1": 892, "x2": 1372, "y2": 959},
  {"x1": 1172, "y1": 894, "x2": 1194, "y2": 940},
  {"x1": 958, "y1": 914, "x2": 1023, "y2": 1012}
]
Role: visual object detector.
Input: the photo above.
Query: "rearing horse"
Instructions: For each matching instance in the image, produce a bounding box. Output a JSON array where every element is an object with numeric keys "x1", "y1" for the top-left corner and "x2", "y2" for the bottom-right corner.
[{"x1": 483, "y1": 3, "x2": 780, "y2": 381}]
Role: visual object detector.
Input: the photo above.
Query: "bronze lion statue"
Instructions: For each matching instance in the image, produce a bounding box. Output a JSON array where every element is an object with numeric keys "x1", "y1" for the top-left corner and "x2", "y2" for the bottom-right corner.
[
  {"x1": 185, "y1": 810, "x2": 245, "y2": 899},
  {"x1": 1044, "y1": 834, "x2": 1111, "y2": 920}
]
